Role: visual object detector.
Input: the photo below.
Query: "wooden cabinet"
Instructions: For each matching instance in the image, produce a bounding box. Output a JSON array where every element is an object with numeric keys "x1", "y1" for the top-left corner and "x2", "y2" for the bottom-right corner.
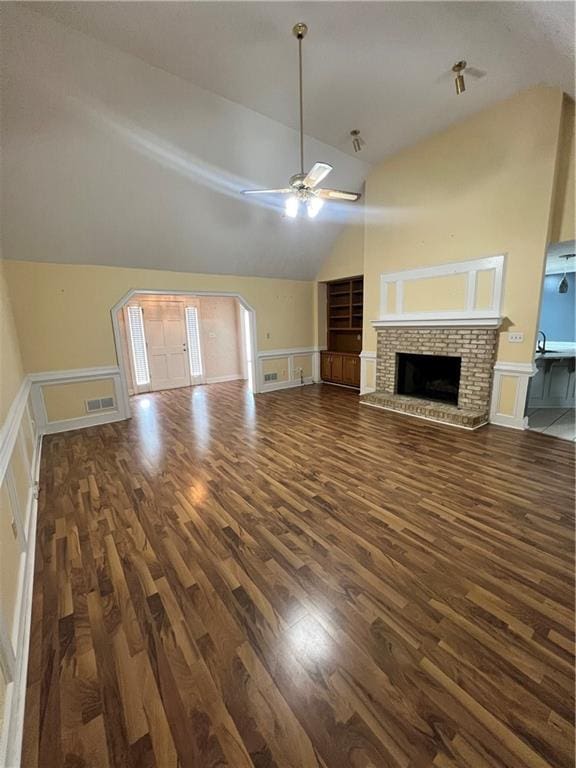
[
  {"x1": 322, "y1": 275, "x2": 363, "y2": 390},
  {"x1": 321, "y1": 351, "x2": 360, "y2": 389},
  {"x1": 342, "y1": 355, "x2": 360, "y2": 387}
]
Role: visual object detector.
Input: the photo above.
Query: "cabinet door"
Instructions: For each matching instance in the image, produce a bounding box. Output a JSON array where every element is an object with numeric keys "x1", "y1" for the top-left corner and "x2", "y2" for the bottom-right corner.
[
  {"x1": 321, "y1": 352, "x2": 331, "y2": 381},
  {"x1": 342, "y1": 356, "x2": 356, "y2": 386},
  {"x1": 351, "y1": 356, "x2": 361, "y2": 387},
  {"x1": 331, "y1": 354, "x2": 343, "y2": 382}
]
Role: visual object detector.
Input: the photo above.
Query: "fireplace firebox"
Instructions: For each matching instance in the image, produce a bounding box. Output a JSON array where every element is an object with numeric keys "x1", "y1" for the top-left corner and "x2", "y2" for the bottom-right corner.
[{"x1": 396, "y1": 353, "x2": 461, "y2": 405}]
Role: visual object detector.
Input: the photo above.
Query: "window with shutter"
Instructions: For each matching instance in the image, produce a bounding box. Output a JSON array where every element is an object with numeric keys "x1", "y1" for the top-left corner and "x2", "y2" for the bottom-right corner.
[
  {"x1": 127, "y1": 306, "x2": 150, "y2": 386},
  {"x1": 185, "y1": 306, "x2": 203, "y2": 379}
]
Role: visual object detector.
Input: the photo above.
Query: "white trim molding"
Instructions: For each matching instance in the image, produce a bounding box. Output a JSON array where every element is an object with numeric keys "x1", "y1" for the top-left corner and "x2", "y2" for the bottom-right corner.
[
  {"x1": 376, "y1": 254, "x2": 506, "y2": 327},
  {"x1": 490, "y1": 360, "x2": 537, "y2": 430},
  {"x1": 0, "y1": 380, "x2": 42, "y2": 768},
  {"x1": 0, "y1": 377, "x2": 31, "y2": 487},
  {"x1": 29, "y1": 366, "x2": 131, "y2": 435},
  {"x1": 256, "y1": 347, "x2": 321, "y2": 393},
  {"x1": 259, "y1": 377, "x2": 315, "y2": 393},
  {"x1": 372, "y1": 313, "x2": 502, "y2": 329},
  {"x1": 360, "y1": 350, "x2": 377, "y2": 395}
]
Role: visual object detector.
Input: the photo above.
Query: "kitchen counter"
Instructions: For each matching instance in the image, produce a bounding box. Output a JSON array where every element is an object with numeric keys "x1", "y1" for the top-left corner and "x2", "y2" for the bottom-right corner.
[
  {"x1": 534, "y1": 350, "x2": 576, "y2": 360},
  {"x1": 529, "y1": 352, "x2": 575, "y2": 408}
]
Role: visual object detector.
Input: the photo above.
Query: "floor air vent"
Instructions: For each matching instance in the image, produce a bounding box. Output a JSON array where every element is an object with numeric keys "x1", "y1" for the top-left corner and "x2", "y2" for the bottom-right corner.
[
  {"x1": 85, "y1": 397, "x2": 115, "y2": 413},
  {"x1": 264, "y1": 373, "x2": 278, "y2": 382}
]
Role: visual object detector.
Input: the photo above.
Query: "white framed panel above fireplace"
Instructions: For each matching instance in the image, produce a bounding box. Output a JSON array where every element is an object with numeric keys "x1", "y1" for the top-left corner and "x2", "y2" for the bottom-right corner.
[{"x1": 374, "y1": 255, "x2": 505, "y2": 328}]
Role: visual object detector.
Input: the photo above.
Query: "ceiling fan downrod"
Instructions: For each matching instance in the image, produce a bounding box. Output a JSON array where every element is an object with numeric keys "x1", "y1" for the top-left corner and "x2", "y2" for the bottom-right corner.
[{"x1": 293, "y1": 23, "x2": 308, "y2": 178}]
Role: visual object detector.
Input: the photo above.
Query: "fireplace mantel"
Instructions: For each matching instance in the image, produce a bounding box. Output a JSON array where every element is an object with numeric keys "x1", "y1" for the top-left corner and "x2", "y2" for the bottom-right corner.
[{"x1": 372, "y1": 312, "x2": 503, "y2": 328}]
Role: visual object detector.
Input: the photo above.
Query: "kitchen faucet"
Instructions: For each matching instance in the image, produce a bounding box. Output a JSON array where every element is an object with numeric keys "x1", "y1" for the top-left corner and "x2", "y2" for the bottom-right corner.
[{"x1": 537, "y1": 330, "x2": 546, "y2": 354}]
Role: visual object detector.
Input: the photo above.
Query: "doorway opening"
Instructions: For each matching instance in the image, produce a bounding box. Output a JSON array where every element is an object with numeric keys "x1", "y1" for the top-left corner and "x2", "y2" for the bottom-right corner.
[
  {"x1": 525, "y1": 240, "x2": 575, "y2": 440},
  {"x1": 111, "y1": 290, "x2": 258, "y2": 403}
]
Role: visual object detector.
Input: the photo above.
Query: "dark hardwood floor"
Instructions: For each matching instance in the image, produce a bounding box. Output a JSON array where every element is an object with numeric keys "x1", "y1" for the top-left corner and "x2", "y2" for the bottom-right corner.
[{"x1": 23, "y1": 382, "x2": 575, "y2": 768}]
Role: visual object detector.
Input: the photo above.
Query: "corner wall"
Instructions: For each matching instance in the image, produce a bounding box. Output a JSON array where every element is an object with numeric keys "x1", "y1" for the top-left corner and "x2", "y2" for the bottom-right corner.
[
  {"x1": 359, "y1": 86, "x2": 566, "y2": 425},
  {"x1": 0, "y1": 260, "x2": 24, "y2": 424}
]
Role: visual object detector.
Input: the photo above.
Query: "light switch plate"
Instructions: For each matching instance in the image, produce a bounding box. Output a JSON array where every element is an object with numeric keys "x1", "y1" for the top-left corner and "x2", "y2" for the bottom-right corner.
[{"x1": 508, "y1": 332, "x2": 524, "y2": 343}]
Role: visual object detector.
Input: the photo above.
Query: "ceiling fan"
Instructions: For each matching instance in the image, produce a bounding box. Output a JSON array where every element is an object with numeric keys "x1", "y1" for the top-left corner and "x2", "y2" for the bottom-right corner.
[
  {"x1": 449, "y1": 60, "x2": 487, "y2": 94},
  {"x1": 242, "y1": 22, "x2": 361, "y2": 219}
]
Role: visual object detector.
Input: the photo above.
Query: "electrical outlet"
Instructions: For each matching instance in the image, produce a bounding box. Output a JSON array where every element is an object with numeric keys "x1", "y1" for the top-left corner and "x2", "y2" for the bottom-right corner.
[{"x1": 508, "y1": 332, "x2": 524, "y2": 343}]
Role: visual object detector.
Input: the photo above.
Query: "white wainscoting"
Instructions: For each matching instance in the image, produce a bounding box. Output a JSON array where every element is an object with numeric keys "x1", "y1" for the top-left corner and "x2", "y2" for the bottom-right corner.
[
  {"x1": 256, "y1": 347, "x2": 321, "y2": 393},
  {"x1": 489, "y1": 361, "x2": 537, "y2": 430},
  {"x1": 375, "y1": 254, "x2": 505, "y2": 328},
  {"x1": 360, "y1": 350, "x2": 377, "y2": 395},
  {"x1": 0, "y1": 380, "x2": 42, "y2": 768},
  {"x1": 29, "y1": 366, "x2": 131, "y2": 435}
]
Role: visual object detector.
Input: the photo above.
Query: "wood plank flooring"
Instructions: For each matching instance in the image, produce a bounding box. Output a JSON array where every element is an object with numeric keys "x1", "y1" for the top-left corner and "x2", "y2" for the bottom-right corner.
[{"x1": 23, "y1": 382, "x2": 575, "y2": 768}]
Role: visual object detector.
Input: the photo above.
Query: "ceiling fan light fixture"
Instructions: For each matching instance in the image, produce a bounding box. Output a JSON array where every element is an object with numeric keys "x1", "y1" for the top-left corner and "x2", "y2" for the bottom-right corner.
[
  {"x1": 241, "y1": 23, "x2": 361, "y2": 214},
  {"x1": 306, "y1": 196, "x2": 324, "y2": 218},
  {"x1": 285, "y1": 196, "x2": 299, "y2": 218},
  {"x1": 452, "y1": 60, "x2": 467, "y2": 95},
  {"x1": 350, "y1": 129, "x2": 365, "y2": 153}
]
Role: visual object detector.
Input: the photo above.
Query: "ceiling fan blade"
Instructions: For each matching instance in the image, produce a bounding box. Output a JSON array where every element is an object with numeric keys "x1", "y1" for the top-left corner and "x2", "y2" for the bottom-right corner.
[
  {"x1": 302, "y1": 162, "x2": 333, "y2": 189},
  {"x1": 315, "y1": 188, "x2": 361, "y2": 202},
  {"x1": 242, "y1": 188, "x2": 292, "y2": 195}
]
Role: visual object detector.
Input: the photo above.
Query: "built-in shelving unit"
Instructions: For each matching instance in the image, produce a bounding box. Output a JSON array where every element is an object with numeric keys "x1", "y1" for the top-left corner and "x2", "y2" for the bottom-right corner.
[{"x1": 322, "y1": 276, "x2": 364, "y2": 388}]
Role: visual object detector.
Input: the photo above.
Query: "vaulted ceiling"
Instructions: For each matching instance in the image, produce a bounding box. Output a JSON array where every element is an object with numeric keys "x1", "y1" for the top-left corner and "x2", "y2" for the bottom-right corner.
[
  {"x1": 1, "y1": 3, "x2": 573, "y2": 280},
  {"x1": 25, "y1": 1, "x2": 575, "y2": 163}
]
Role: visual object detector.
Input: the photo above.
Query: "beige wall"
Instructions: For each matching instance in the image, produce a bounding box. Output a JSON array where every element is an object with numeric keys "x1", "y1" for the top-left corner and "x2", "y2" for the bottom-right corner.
[
  {"x1": 0, "y1": 259, "x2": 24, "y2": 423},
  {"x1": 198, "y1": 296, "x2": 242, "y2": 381},
  {"x1": 4, "y1": 261, "x2": 315, "y2": 375},
  {"x1": 42, "y1": 379, "x2": 116, "y2": 422},
  {"x1": 550, "y1": 96, "x2": 575, "y2": 244},
  {"x1": 362, "y1": 87, "x2": 565, "y2": 365},
  {"x1": 293, "y1": 354, "x2": 313, "y2": 380},
  {"x1": 314, "y1": 225, "x2": 364, "y2": 348},
  {"x1": 261, "y1": 357, "x2": 289, "y2": 383},
  {"x1": 316, "y1": 225, "x2": 364, "y2": 283}
]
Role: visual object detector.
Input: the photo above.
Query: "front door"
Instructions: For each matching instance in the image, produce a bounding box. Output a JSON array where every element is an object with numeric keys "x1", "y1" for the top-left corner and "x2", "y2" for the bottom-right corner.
[{"x1": 144, "y1": 303, "x2": 191, "y2": 391}]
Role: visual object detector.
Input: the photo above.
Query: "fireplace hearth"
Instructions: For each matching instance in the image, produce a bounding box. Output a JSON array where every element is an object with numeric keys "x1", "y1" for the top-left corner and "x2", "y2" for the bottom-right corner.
[
  {"x1": 361, "y1": 326, "x2": 498, "y2": 429},
  {"x1": 397, "y1": 353, "x2": 461, "y2": 405}
]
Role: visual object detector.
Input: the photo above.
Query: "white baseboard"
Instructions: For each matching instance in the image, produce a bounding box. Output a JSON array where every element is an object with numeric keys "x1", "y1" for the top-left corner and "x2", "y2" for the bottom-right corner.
[
  {"x1": 259, "y1": 377, "x2": 314, "y2": 393},
  {"x1": 205, "y1": 374, "x2": 243, "y2": 384},
  {"x1": 321, "y1": 381, "x2": 359, "y2": 391},
  {"x1": 42, "y1": 410, "x2": 127, "y2": 435},
  {"x1": 0, "y1": 434, "x2": 42, "y2": 768},
  {"x1": 489, "y1": 413, "x2": 529, "y2": 430}
]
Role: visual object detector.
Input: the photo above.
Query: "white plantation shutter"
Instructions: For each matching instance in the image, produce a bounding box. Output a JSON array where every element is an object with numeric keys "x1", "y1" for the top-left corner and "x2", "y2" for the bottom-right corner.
[
  {"x1": 127, "y1": 306, "x2": 150, "y2": 386},
  {"x1": 185, "y1": 306, "x2": 203, "y2": 378}
]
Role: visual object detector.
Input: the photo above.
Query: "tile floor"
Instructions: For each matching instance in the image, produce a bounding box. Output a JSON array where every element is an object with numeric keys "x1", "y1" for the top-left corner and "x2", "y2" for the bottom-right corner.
[{"x1": 527, "y1": 407, "x2": 576, "y2": 441}]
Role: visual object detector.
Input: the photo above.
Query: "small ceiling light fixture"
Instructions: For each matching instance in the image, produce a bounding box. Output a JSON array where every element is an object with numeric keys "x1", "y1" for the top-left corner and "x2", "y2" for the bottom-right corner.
[
  {"x1": 452, "y1": 60, "x2": 467, "y2": 95},
  {"x1": 350, "y1": 129, "x2": 365, "y2": 153},
  {"x1": 558, "y1": 254, "x2": 575, "y2": 293}
]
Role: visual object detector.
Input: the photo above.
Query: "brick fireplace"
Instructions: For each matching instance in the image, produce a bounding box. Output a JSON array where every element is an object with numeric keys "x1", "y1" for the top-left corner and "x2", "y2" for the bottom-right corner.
[{"x1": 362, "y1": 326, "x2": 498, "y2": 428}]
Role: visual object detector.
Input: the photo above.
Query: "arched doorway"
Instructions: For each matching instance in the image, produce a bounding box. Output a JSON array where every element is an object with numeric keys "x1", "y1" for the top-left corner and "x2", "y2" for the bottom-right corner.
[{"x1": 110, "y1": 289, "x2": 259, "y2": 409}]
